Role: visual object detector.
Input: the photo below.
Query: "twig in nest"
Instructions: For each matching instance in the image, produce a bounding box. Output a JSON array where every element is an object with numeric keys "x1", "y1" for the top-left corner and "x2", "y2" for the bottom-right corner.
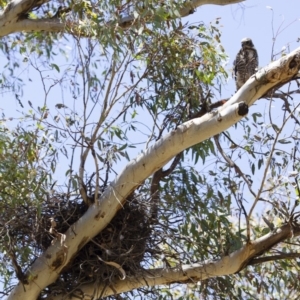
[{"x1": 97, "y1": 256, "x2": 126, "y2": 280}]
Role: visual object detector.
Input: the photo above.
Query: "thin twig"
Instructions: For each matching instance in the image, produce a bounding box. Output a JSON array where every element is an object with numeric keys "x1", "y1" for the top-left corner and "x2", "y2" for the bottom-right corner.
[{"x1": 247, "y1": 104, "x2": 300, "y2": 240}]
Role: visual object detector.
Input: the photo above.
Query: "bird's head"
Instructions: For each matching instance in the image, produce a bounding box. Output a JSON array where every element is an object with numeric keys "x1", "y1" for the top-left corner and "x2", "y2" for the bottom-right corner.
[{"x1": 241, "y1": 38, "x2": 254, "y2": 49}]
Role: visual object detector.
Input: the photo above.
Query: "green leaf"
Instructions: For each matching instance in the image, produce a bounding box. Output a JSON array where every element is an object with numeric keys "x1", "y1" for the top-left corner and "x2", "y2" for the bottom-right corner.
[{"x1": 51, "y1": 63, "x2": 60, "y2": 72}]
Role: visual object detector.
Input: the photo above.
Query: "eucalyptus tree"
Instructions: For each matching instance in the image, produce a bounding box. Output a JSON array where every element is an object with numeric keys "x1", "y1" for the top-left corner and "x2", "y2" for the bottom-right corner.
[{"x1": 1, "y1": 0, "x2": 300, "y2": 299}]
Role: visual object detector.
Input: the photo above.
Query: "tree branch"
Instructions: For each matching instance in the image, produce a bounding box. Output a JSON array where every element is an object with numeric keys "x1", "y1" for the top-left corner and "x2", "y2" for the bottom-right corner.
[
  {"x1": 116, "y1": 0, "x2": 245, "y2": 28},
  {"x1": 249, "y1": 252, "x2": 300, "y2": 266},
  {"x1": 49, "y1": 222, "x2": 300, "y2": 299},
  {"x1": 8, "y1": 47, "x2": 300, "y2": 300},
  {"x1": 0, "y1": 0, "x2": 244, "y2": 37},
  {"x1": 150, "y1": 152, "x2": 183, "y2": 219},
  {"x1": 0, "y1": 0, "x2": 48, "y2": 26},
  {"x1": 213, "y1": 134, "x2": 255, "y2": 199},
  {"x1": 0, "y1": 18, "x2": 65, "y2": 36}
]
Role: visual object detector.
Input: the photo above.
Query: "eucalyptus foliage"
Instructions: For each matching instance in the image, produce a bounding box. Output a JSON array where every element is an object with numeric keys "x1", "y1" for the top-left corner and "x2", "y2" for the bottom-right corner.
[{"x1": 1, "y1": 1, "x2": 300, "y2": 299}]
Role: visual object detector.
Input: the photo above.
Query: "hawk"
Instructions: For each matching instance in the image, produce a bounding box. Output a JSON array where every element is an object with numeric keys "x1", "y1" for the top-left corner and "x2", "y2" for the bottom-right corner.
[{"x1": 233, "y1": 38, "x2": 258, "y2": 90}]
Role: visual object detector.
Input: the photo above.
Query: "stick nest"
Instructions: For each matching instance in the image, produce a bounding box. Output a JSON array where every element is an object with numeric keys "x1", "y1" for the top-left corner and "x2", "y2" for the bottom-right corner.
[
  {"x1": 39, "y1": 192, "x2": 153, "y2": 297},
  {"x1": 1, "y1": 189, "x2": 156, "y2": 298}
]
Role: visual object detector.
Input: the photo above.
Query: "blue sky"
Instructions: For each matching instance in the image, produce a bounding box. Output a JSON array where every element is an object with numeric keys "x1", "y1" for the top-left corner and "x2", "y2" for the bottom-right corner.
[{"x1": 191, "y1": 0, "x2": 300, "y2": 96}]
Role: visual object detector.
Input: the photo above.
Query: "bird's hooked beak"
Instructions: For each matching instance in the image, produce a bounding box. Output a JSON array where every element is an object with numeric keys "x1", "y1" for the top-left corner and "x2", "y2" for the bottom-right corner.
[{"x1": 241, "y1": 39, "x2": 254, "y2": 49}]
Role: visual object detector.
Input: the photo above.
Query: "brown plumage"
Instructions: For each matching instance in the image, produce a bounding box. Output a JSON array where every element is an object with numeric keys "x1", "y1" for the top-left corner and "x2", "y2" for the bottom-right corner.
[{"x1": 233, "y1": 38, "x2": 259, "y2": 90}]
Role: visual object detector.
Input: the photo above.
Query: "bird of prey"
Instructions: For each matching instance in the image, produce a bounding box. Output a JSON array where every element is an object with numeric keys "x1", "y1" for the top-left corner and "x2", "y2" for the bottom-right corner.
[{"x1": 233, "y1": 38, "x2": 258, "y2": 91}]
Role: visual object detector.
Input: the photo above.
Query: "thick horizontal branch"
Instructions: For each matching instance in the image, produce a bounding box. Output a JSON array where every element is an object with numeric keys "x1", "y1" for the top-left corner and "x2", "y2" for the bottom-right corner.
[
  {"x1": 8, "y1": 47, "x2": 300, "y2": 300},
  {"x1": 0, "y1": 18, "x2": 65, "y2": 36},
  {"x1": 0, "y1": 0, "x2": 48, "y2": 19},
  {"x1": 49, "y1": 223, "x2": 300, "y2": 299},
  {"x1": 0, "y1": 0, "x2": 48, "y2": 27},
  {"x1": 117, "y1": 0, "x2": 244, "y2": 28},
  {"x1": 0, "y1": 0, "x2": 244, "y2": 37}
]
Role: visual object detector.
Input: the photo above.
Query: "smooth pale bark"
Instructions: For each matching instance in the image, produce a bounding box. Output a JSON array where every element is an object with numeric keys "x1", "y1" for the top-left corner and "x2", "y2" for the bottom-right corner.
[
  {"x1": 7, "y1": 47, "x2": 300, "y2": 300},
  {"x1": 224, "y1": 46, "x2": 300, "y2": 109},
  {"x1": 1, "y1": 18, "x2": 65, "y2": 35},
  {"x1": 115, "y1": 0, "x2": 244, "y2": 28},
  {"x1": 0, "y1": 0, "x2": 244, "y2": 37},
  {"x1": 49, "y1": 223, "x2": 300, "y2": 299}
]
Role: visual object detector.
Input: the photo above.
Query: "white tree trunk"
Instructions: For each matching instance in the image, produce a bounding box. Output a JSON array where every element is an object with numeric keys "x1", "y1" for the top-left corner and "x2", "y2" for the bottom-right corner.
[
  {"x1": 7, "y1": 47, "x2": 300, "y2": 300},
  {"x1": 49, "y1": 223, "x2": 300, "y2": 299}
]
